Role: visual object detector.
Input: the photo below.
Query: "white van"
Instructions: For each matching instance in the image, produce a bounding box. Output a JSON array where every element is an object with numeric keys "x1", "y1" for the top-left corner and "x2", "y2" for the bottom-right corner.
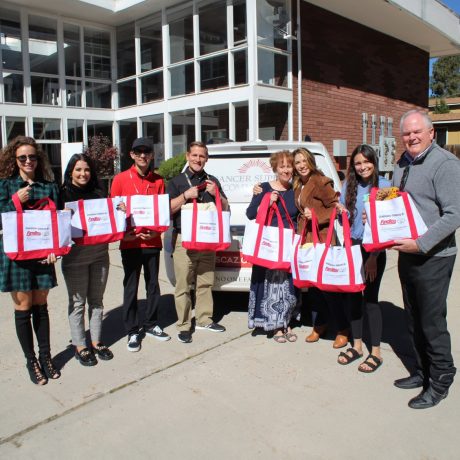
[{"x1": 163, "y1": 140, "x2": 343, "y2": 291}]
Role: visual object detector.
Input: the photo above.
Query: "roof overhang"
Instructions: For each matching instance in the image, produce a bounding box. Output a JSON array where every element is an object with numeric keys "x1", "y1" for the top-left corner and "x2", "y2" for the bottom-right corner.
[
  {"x1": 5, "y1": 0, "x2": 460, "y2": 57},
  {"x1": 304, "y1": 0, "x2": 460, "y2": 57}
]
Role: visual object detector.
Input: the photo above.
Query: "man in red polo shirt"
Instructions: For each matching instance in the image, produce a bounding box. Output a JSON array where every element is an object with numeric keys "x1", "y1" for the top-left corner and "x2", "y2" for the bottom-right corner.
[{"x1": 110, "y1": 137, "x2": 170, "y2": 352}]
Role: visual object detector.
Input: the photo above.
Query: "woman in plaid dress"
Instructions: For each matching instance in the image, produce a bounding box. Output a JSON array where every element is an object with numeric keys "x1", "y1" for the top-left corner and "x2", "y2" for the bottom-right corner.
[{"x1": 0, "y1": 136, "x2": 61, "y2": 385}]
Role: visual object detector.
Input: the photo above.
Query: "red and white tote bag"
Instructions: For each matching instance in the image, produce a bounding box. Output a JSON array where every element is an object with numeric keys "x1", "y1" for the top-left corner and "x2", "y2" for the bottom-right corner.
[
  {"x1": 126, "y1": 194, "x2": 170, "y2": 234},
  {"x1": 363, "y1": 187, "x2": 427, "y2": 252},
  {"x1": 2, "y1": 195, "x2": 72, "y2": 260},
  {"x1": 65, "y1": 197, "x2": 126, "y2": 245},
  {"x1": 309, "y1": 208, "x2": 365, "y2": 293},
  {"x1": 290, "y1": 210, "x2": 320, "y2": 288},
  {"x1": 181, "y1": 184, "x2": 231, "y2": 251},
  {"x1": 242, "y1": 193, "x2": 294, "y2": 271}
]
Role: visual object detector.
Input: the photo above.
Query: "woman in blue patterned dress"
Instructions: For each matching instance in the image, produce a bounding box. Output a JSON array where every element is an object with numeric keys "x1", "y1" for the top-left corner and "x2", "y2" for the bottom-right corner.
[
  {"x1": 0, "y1": 136, "x2": 61, "y2": 385},
  {"x1": 246, "y1": 151, "x2": 298, "y2": 343}
]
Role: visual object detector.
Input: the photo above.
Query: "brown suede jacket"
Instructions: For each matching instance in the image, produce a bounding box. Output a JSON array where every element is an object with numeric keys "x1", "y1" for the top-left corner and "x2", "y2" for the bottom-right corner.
[{"x1": 294, "y1": 173, "x2": 339, "y2": 244}]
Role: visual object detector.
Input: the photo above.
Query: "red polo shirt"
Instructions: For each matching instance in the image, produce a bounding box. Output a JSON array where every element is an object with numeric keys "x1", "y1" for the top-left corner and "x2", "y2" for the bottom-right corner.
[{"x1": 110, "y1": 165, "x2": 165, "y2": 249}]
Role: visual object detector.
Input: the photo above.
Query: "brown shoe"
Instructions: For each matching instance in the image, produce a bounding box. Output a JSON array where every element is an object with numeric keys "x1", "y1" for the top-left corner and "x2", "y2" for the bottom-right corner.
[
  {"x1": 333, "y1": 330, "x2": 349, "y2": 349},
  {"x1": 305, "y1": 324, "x2": 327, "y2": 343}
]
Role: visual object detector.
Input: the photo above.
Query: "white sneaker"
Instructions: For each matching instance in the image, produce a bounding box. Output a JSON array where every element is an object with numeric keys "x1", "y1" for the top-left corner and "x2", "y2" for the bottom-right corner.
[{"x1": 127, "y1": 333, "x2": 141, "y2": 352}]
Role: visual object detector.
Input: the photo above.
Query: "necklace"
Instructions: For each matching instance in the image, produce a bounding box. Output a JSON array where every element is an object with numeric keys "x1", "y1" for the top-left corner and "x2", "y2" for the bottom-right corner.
[{"x1": 129, "y1": 170, "x2": 150, "y2": 194}]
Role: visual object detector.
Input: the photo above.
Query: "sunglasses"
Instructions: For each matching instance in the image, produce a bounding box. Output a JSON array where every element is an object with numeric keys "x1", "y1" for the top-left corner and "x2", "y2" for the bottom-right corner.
[
  {"x1": 16, "y1": 154, "x2": 38, "y2": 163},
  {"x1": 132, "y1": 149, "x2": 152, "y2": 156}
]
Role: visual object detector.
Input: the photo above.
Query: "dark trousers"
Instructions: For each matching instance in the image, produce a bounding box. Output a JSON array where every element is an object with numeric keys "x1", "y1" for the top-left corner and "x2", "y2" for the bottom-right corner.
[
  {"x1": 310, "y1": 288, "x2": 348, "y2": 331},
  {"x1": 121, "y1": 248, "x2": 161, "y2": 336},
  {"x1": 398, "y1": 253, "x2": 456, "y2": 392},
  {"x1": 346, "y1": 247, "x2": 386, "y2": 346}
]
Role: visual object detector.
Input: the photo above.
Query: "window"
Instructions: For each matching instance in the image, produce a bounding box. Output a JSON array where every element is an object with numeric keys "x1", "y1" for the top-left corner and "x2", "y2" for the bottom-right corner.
[
  {"x1": 140, "y1": 18, "x2": 163, "y2": 72},
  {"x1": 29, "y1": 15, "x2": 58, "y2": 75},
  {"x1": 201, "y1": 105, "x2": 229, "y2": 143},
  {"x1": 200, "y1": 55, "x2": 228, "y2": 91},
  {"x1": 31, "y1": 76, "x2": 60, "y2": 105},
  {"x1": 233, "y1": 0, "x2": 247, "y2": 44},
  {"x1": 258, "y1": 49, "x2": 287, "y2": 87},
  {"x1": 67, "y1": 119, "x2": 84, "y2": 143},
  {"x1": 170, "y1": 63, "x2": 194, "y2": 97},
  {"x1": 259, "y1": 101, "x2": 288, "y2": 140},
  {"x1": 118, "y1": 79, "x2": 137, "y2": 107},
  {"x1": 233, "y1": 50, "x2": 247, "y2": 85},
  {"x1": 141, "y1": 72, "x2": 163, "y2": 103},
  {"x1": 3, "y1": 73, "x2": 24, "y2": 103},
  {"x1": 87, "y1": 120, "x2": 113, "y2": 141},
  {"x1": 86, "y1": 81, "x2": 111, "y2": 108},
  {"x1": 117, "y1": 22, "x2": 136, "y2": 79},
  {"x1": 199, "y1": 0, "x2": 227, "y2": 56},
  {"x1": 171, "y1": 109, "x2": 195, "y2": 155},
  {"x1": 33, "y1": 118, "x2": 61, "y2": 140},
  {"x1": 0, "y1": 8, "x2": 22, "y2": 71},
  {"x1": 6, "y1": 117, "x2": 26, "y2": 142},
  {"x1": 257, "y1": 0, "x2": 289, "y2": 51},
  {"x1": 66, "y1": 80, "x2": 82, "y2": 107},
  {"x1": 142, "y1": 114, "x2": 164, "y2": 165},
  {"x1": 235, "y1": 103, "x2": 248, "y2": 141},
  {"x1": 84, "y1": 28, "x2": 111, "y2": 79},
  {"x1": 119, "y1": 120, "x2": 138, "y2": 170},
  {"x1": 168, "y1": 6, "x2": 193, "y2": 64},
  {"x1": 64, "y1": 23, "x2": 81, "y2": 77}
]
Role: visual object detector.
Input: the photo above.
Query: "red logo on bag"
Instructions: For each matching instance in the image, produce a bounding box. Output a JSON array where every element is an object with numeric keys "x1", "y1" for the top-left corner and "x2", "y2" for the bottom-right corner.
[
  {"x1": 325, "y1": 267, "x2": 339, "y2": 273},
  {"x1": 88, "y1": 217, "x2": 101, "y2": 222},
  {"x1": 26, "y1": 230, "x2": 41, "y2": 236},
  {"x1": 299, "y1": 263, "x2": 310, "y2": 269},
  {"x1": 200, "y1": 225, "x2": 212, "y2": 231},
  {"x1": 261, "y1": 241, "x2": 272, "y2": 248},
  {"x1": 133, "y1": 210, "x2": 145, "y2": 215},
  {"x1": 380, "y1": 219, "x2": 396, "y2": 225}
]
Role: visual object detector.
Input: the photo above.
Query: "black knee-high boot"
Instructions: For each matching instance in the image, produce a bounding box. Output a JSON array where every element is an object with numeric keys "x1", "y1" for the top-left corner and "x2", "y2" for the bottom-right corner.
[
  {"x1": 15, "y1": 309, "x2": 35, "y2": 360},
  {"x1": 32, "y1": 304, "x2": 61, "y2": 379},
  {"x1": 32, "y1": 304, "x2": 51, "y2": 357}
]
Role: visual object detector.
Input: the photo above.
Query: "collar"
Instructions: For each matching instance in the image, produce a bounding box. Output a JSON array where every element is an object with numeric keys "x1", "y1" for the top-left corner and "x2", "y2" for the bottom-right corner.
[
  {"x1": 130, "y1": 164, "x2": 152, "y2": 179},
  {"x1": 185, "y1": 167, "x2": 207, "y2": 181},
  {"x1": 403, "y1": 141, "x2": 434, "y2": 165}
]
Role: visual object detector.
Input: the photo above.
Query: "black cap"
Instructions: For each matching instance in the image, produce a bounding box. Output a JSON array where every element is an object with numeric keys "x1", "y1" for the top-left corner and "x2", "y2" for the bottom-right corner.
[{"x1": 131, "y1": 137, "x2": 153, "y2": 151}]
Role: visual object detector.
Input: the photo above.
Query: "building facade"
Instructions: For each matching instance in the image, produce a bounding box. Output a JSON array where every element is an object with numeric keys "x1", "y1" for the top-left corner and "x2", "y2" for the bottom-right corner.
[{"x1": 0, "y1": 0, "x2": 459, "y2": 177}]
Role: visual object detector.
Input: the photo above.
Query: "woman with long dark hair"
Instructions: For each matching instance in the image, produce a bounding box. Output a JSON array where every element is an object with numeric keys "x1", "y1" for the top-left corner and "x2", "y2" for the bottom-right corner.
[
  {"x1": 336, "y1": 144, "x2": 390, "y2": 372},
  {"x1": 0, "y1": 136, "x2": 61, "y2": 385},
  {"x1": 61, "y1": 153, "x2": 113, "y2": 366}
]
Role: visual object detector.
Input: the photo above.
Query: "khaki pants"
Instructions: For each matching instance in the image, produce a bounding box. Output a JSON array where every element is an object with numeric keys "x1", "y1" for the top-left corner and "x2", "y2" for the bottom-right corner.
[{"x1": 173, "y1": 234, "x2": 216, "y2": 331}]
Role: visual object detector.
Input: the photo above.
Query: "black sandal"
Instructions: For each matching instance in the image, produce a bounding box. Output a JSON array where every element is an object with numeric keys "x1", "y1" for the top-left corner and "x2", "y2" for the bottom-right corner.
[
  {"x1": 27, "y1": 358, "x2": 48, "y2": 385},
  {"x1": 338, "y1": 347, "x2": 363, "y2": 365},
  {"x1": 39, "y1": 354, "x2": 61, "y2": 379},
  {"x1": 358, "y1": 354, "x2": 383, "y2": 373}
]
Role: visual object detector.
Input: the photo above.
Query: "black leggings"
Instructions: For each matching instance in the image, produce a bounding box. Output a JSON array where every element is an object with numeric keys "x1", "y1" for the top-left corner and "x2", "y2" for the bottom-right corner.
[{"x1": 346, "y1": 246, "x2": 386, "y2": 347}]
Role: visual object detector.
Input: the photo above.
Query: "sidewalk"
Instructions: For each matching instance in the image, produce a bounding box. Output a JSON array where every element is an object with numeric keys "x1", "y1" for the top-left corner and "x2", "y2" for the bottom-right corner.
[{"x1": 0, "y1": 245, "x2": 459, "y2": 459}]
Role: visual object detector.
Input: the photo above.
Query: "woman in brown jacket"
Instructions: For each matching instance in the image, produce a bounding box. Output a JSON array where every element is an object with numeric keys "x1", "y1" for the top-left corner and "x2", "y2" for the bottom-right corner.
[{"x1": 292, "y1": 148, "x2": 349, "y2": 348}]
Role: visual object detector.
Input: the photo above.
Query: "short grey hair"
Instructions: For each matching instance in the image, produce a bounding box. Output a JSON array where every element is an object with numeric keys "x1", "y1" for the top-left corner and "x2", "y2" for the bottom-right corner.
[{"x1": 399, "y1": 109, "x2": 433, "y2": 132}]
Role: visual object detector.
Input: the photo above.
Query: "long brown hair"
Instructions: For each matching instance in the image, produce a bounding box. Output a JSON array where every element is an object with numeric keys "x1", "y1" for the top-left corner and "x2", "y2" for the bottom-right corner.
[
  {"x1": 345, "y1": 144, "x2": 380, "y2": 226},
  {"x1": 0, "y1": 136, "x2": 54, "y2": 181},
  {"x1": 292, "y1": 148, "x2": 324, "y2": 190}
]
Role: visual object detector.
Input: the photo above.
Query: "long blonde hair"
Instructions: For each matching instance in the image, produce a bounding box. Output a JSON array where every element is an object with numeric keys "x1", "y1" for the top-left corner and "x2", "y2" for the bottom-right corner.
[{"x1": 292, "y1": 148, "x2": 323, "y2": 190}]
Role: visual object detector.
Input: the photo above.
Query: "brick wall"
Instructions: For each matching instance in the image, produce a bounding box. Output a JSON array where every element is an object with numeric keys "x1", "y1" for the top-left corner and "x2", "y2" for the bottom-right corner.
[{"x1": 293, "y1": 2, "x2": 429, "y2": 167}]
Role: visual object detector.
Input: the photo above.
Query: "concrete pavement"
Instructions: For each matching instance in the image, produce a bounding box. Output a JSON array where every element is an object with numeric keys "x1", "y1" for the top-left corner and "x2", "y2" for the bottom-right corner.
[{"x1": 0, "y1": 243, "x2": 459, "y2": 459}]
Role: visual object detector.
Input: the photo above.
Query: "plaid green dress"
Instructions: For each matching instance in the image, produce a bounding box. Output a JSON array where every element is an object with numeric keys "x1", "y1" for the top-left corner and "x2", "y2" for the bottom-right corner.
[{"x1": 0, "y1": 176, "x2": 61, "y2": 292}]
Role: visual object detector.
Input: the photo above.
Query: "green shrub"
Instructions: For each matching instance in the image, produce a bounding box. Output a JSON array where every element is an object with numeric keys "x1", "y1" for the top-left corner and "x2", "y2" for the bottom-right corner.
[
  {"x1": 158, "y1": 153, "x2": 187, "y2": 183},
  {"x1": 433, "y1": 98, "x2": 450, "y2": 114}
]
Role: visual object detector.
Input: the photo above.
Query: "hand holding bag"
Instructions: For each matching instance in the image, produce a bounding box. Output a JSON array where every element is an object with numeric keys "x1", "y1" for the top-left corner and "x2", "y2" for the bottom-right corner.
[
  {"x1": 363, "y1": 187, "x2": 427, "y2": 252},
  {"x1": 125, "y1": 194, "x2": 170, "y2": 234},
  {"x1": 309, "y1": 208, "x2": 365, "y2": 292},
  {"x1": 242, "y1": 193, "x2": 294, "y2": 271},
  {"x1": 181, "y1": 183, "x2": 231, "y2": 251},
  {"x1": 65, "y1": 197, "x2": 126, "y2": 245},
  {"x1": 291, "y1": 209, "x2": 319, "y2": 288},
  {"x1": 1, "y1": 194, "x2": 72, "y2": 260}
]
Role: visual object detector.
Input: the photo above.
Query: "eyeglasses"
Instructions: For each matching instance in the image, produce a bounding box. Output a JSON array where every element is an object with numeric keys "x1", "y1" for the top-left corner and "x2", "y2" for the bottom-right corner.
[
  {"x1": 132, "y1": 149, "x2": 152, "y2": 156},
  {"x1": 16, "y1": 154, "x2": 38, "y2": 163}
]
